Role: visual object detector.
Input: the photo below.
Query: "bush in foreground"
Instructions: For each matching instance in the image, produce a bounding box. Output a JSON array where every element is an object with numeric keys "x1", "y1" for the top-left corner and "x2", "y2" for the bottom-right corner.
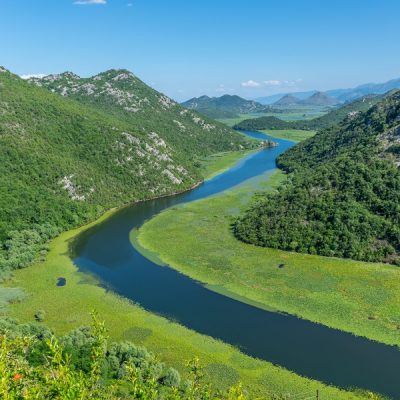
[{"x1": 0, "y1": 312, "x2": 250, "y2": 400}]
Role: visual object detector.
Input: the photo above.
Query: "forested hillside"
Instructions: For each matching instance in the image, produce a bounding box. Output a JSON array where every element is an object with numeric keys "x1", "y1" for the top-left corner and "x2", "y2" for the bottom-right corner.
[
  {"x1": 0, "y1": 67, "x2": 251, "y2": 281},
  {"x1": 234, "y1": 91, "x2": 400, "y2": 264},
  {"x1": 29, "y1": 69, "x2": 248, "y2": 158},
  {"x1": 234, "y1": 95, "x2": 380, "y2": 131}
]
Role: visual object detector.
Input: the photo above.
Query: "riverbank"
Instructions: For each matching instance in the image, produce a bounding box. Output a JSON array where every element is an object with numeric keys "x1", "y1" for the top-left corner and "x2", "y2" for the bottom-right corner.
[
  {"x1": 200, "y1": 149, "x2": 255, "y2": 180},
  {"x1": 136, "y1": 169, "x2": 400, "y2": 348},
  {"x1": 260, "y1": 129, "x2": 316, "y2": 142},
  {"x1": 7, "y1": 187, "x2": 366, "y2": 399},
  {"x1": 6, "y1": 147, "x2": 369, "y2": 399}
]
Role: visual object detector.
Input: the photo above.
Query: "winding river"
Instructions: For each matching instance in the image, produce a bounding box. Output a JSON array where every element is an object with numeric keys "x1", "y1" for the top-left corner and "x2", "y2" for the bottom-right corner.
[{"x1": 74, "y1": 131, "x2": 400, "y2": 399}]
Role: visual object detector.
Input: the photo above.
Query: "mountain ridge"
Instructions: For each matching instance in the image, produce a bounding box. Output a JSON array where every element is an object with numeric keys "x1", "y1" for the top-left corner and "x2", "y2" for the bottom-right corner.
[
  {"x1": 0, "y1": 67, "x2": 252, "y2": 242},
  {"x1": 181, "y1": 94, "x2": 276, "y2": 119},
  {"x1": 255, "y1": 76, "x2": 400, "y2": 105}
]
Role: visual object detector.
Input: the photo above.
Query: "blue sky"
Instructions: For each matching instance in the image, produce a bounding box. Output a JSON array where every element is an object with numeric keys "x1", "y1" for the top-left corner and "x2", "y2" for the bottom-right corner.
[{"x1": 1, "y1": 0, "x2": 399, "y2": 100}]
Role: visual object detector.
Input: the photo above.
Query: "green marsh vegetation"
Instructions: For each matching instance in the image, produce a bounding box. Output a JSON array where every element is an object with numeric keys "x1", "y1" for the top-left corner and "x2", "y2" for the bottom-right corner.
[
  {"x1": 6, "y1": 212, "x2": 364, "y2": 399},
  {"x1": 136, "y1": 169, "x2": 400, "y2": 347},
  {"x1": 259, "y1": 130, "x2": 316, "y2": 142},
  {"x1": 199, "y1": 150, "x2": 255, "y2": 181},
  {"x1": 137, "y1": 92, "x2": 400, "y2": 347}
]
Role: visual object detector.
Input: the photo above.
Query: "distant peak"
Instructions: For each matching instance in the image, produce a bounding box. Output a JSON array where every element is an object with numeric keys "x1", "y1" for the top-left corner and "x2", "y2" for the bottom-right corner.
[
  {"x1": 60, "y1": 71, "x2": 80, "y2": 79},
  {"x1": 36, "y1": 72, "x2": 81, "y2": 82},
  {"x1": 94, "y1": 69, "x2": 136, "y2": 80}
]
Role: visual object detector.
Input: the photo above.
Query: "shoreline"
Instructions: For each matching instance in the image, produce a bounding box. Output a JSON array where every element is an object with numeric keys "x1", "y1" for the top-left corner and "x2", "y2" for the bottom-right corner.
[
  {"x1": 5, "y1": 159, "x2": 362, "y2": 399},
  {"x1": 135, "y1": 169, "x2": 400, "y2": 349}
]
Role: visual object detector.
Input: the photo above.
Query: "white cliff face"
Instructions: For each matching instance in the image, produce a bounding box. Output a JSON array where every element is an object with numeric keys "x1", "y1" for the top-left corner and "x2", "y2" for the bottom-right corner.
[
  {"x1": 158, "y1": 94, "x2": 176, "y2": 109},
  {"x1": 58, "y1": 175, "x2": 86, "y2": 201},
  {"x1": 162, "y1": 169, "x2": 182, "y2": 185},
  {"x1": 191, "y1": 114, "x2": 215, "y2": 131},
  {"x1": 110, "y1": 131, "x2": 189, "y2": 186},
  {"x1": 173, "y1": 120, "x2": 186, "y2": 131}
]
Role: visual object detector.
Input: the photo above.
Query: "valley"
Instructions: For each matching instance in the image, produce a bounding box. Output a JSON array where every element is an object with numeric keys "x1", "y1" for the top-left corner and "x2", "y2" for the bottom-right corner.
[
  {"x1": 7, "y1": 132, "x2": 372, "y2": 399},
  {"x1": 2, "y1": 3, "x2": 400, "y2": 399}
]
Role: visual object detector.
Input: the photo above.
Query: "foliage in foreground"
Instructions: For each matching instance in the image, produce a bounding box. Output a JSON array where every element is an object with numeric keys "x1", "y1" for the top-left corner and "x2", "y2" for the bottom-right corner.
[
  {"x1": 234, "y1": 91, "x2": 400, "y2": 264},
  {"x1": 0, "y1": 313, "x2": 252, "y2": 400}
]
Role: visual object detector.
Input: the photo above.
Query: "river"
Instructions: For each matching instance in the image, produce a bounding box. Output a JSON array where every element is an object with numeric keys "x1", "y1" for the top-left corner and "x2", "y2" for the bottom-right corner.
[{"x1": 73, "y1": 131, "x2": 400, "y2": 399}]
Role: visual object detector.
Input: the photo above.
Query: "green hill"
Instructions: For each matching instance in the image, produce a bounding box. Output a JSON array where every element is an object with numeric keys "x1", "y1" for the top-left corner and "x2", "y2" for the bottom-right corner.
[
  {"x1": 181, "y1": 94, "x2": 277, "y2": 119},
  {"x1": 234, "y1": 91, "x2": 400, "y2": 264},
  {"x1": 273, "y1": 94, "x2": 302, "y2": 106},
  {"x1": 0, "y1": 67, "x2": 251, "y2": 266},
  {"x1": 300, "y1": 91, "x2": 339, "y2": 106},
  {"x1": 30, "y1": 70, "x2": 248, "y2": 158},
  {"x1": 234, "y1": 95, "x2": 381, "y2": 131}
]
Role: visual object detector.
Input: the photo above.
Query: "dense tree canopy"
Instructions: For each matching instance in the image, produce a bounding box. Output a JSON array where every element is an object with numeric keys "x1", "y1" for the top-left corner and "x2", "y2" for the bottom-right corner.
[{"x1": 235, "y1": 91, "x2": 400, "y2": 264}]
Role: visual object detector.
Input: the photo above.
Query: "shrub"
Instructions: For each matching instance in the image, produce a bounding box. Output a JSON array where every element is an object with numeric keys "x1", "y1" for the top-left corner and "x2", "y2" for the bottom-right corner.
[{"x1": 34, "y1": 310, "x2": 45, "y2": 322}]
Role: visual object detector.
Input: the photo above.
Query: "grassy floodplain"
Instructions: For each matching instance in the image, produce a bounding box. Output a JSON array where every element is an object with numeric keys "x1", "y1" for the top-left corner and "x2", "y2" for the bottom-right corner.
[
  {"x1": 5, "y1": 153, "x2": 368, "y2": 399},
  {"x1": 260, "y1": 129, "x2": 316, "y2": 142},
  {"x1": 6, "y1": 196, "x2": 366, "y2": 400},
  {"x1": 199, "y1": 149, "x2": 255, "y2": 180},
  {"x1": 136, "y1": 170, "x2": 400, "y2": 348}
]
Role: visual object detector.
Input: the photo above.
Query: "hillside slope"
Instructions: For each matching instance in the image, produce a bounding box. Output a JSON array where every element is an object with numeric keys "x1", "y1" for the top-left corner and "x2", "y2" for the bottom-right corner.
[
  {"x1": 235, "y1": 91, "x2": 400, "y2": 264},
  {"x1": 29, "y1": 70, "x2": 248, "y2": 158},
  {"x1": 0, "y1": 68, "x2": 251, "y2": 242},
  {"x1": 234, "y1": 95, "x2": 381, "y2": 131}
]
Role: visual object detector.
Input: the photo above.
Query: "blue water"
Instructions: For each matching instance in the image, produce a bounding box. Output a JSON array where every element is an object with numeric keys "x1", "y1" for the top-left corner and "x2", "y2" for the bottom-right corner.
[{"x1": 73, "y1": 132, "x2": 400, "y2": 399}]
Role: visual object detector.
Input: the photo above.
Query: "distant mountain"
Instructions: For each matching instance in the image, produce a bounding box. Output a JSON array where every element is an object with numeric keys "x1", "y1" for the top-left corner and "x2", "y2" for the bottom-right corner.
[
  {"x1": 272, "y1": 91, "x2": 339, "y2": 107},
  {"x1": 273, "y1": 94, "x2": 302, "y2": 106},
  {"x1": 0, "y1": 67, "x2": 251, "y2": 240},
  {"x1": 256, "y1": 91, "x2": 316, "y2": 105},
  {"x1": 300, "y1": 91, "x2": 339, "y2": 106},
  {"x1": 181, "y1": 94, "x2": 273, "y2": 119},
  {"x1": 255, "y1": 77, "x2": 400, "y2": 105},
  {"x1": 326, "y1": 78, "x2": 400, "y2": 102},
  {"x1": 234, "y1": 95, "x2": 381, "y2": 131}
]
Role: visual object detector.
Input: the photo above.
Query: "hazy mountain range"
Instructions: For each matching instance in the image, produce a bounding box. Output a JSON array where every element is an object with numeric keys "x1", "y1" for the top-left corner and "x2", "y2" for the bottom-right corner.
[
  {"x1": 181, "y1": 94, "x2": 275, "y2": 119},
  {"x1": 256, "y1": 76, "x2": 400, "y2": 104}
]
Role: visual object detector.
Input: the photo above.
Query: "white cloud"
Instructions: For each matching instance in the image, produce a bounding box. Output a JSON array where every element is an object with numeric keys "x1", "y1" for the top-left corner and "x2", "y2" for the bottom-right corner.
[
  {"x1": 241, "y1": 80, "x2": 260, "y2": 88},
  {"x1": 215, "y1": 84, "x2": 235, "y2": 93},
  {"x1": 20, "y1": 74, "x2": 46, "y2": 80},
  {"x1": 262, "y1": 79, "x2": 303, "y2": 88},
  {"x1": 264, "y1": 80, "x2": 281, "y2": 86},
  {"x1": 73, "y1": 0, "x2": 107, "y2": 5}
]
